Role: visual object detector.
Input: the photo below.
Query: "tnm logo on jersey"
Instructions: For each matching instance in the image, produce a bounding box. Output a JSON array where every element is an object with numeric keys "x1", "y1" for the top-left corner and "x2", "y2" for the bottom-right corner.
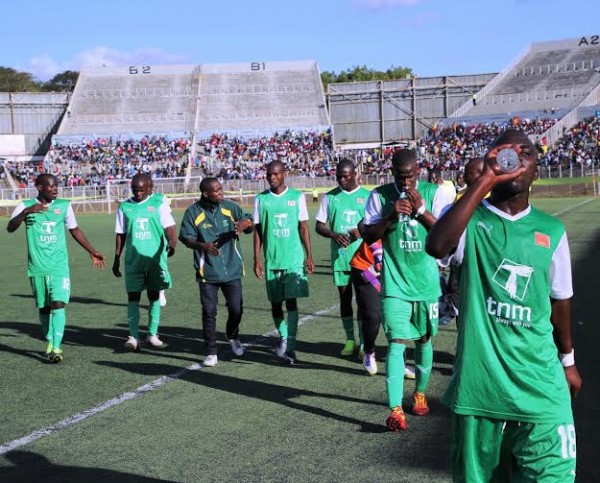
[
  {"x1": 340, "y1": 210, "x2": 359, "y2": 233},
  {"x1": 272, "y1": 213, "x2": 290, "y2": 238},
  {"x1": 487, "y1": 258, "x2": 534, "y2": 327},
  {"x1": 398, "y1": 220, "x2": 422, "y2": 251},
  {"x1": 134, "y1": 218, "x2": 152, "y2": 240},
  {"x1": 39, "y1": 221, "x2": 58, "y2": 244}
]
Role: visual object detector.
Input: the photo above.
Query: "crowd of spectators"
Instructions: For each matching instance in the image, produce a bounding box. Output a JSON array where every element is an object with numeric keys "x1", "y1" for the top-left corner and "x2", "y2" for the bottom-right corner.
[
  {"x1": 194, "y1": 129, "x2": 336, "y2": 180},
  {"x1": 346, "y1": 116, "x2": 562, "y2": 175},
  {"x1": 40, "y1": 135, "x2": 191, "y2": 187},
  {"x1": 539, "y1": 116, "x2": 600, "y2": 167},
  {"x1": 5, "y1": 114, "x2": 600, "y2": 192}
]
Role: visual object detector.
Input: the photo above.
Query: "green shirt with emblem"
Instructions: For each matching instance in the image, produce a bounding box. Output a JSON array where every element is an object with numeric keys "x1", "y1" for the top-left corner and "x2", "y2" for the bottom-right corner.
[
  {"x1": 117, "y1": 195, "x2": 172, "y2": 274},
  {"x1": 443, "y1": 203, "x2": 573, "y2": 423},
  {"x1": 254, "y1": 187, "x2": 307, "y2": 270},
  {"x1": 16, "y1": 198, "x2": 72, "y2": 276},
  {"x1": 316, "y1": 186, "x2": 370, "y2": 271},
  {"x1": 366, "y1": 181, "x2": 441, "y2": 300}
]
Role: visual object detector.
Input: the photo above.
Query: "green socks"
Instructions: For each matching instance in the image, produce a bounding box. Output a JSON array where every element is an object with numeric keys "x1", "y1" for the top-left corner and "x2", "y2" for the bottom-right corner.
[
  {"x1": 386, "y1": 342, "x2": 406, "y2": 409},
  {"x1": 415, "y1": 339, "x2": 433, "y2": 393},
  {"x1": 273, "y1": 316, "x2": 288, "y2": 340},
  {"x1": 287, "y1": 311, "x2": 299, "y2": 351},
  {"x1": 148, "y1": 300, "x2": 161, "y2": 336},
  {"x1": 127, "y1": 302, "x2": 140, "y2": 339},
  {"x1": 50, "y1": 308, "x2": 66, "y2": 351},
  {"x1": 341, "y1": 316, "x2": 355, "y2": 341},
  {"x1": 39, "y1": 311, "x2": 51, "y2": 343}
]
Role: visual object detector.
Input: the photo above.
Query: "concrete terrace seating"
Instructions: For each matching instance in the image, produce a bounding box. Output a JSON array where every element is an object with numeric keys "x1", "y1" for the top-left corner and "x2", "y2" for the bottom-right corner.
[
  {"x1": 58, "y1": 65, "x2": 198, "y2": 135},
  {"x1": 462, "y1": 39, "x2": 600, "y2": 117},
  {"x1": 196, "y1": 61, "x2": 329, "y2": 132}
]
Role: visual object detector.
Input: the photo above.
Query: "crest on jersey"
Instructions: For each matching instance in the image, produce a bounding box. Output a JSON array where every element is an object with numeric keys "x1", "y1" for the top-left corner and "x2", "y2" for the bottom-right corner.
[
  {"x1": 342, "y1": 210, "x2": 358, "y2": 224},
  {"x1": 492, "y1": 258, "x2": 534, "y2": 301},
  {"x1": 288, "y1": 200, "x2": 296, "y2": 207},
  {"x1": 274, "y1": 213, "x2": 288, "y2": 228},
  {"x1": 400, "y1": 220, "x2": 418, "y2": 239},
  {"x1": 535, "y1": 232, "x2": 550, "y2": 248},
  {"x1": 41, "y1": 221, "x2": 57, "y2": 234},
  {"x1": 135, "y1": 218, "x2": 149, "y2": 231}
]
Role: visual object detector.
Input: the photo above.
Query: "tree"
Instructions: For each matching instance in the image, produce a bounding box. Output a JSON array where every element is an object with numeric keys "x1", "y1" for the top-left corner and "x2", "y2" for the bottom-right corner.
[
  {"x1": 0, "y1": 67, "x2": 42, "y2": 92},
  {"x1": 43, "y1": 70, "x2": 79, "y2": 92},
  {"x1": 321, "y1": 65, "x2": 413, "y2": 89}
]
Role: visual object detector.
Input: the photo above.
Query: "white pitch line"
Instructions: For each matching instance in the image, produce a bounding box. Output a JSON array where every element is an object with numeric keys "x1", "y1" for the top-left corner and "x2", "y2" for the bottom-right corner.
[
  {"x1": 552, "y1": 197, "x2": 596, "y2": 217},
  {"x1": 0, "y1": 303, "x2": 340, "y2": 456}
]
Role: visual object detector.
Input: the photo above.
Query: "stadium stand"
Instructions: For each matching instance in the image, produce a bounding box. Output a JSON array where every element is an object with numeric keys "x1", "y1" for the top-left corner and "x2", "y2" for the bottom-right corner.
[
  {"x1": 195, "y1": 61, "x2": 329, "y2": 133},
  {"x1": 57, "y1": 65, "x2": 198, "y2": 136},
  {"x1": 450, "y1": 38, "x2": 600, "y2": 118}
]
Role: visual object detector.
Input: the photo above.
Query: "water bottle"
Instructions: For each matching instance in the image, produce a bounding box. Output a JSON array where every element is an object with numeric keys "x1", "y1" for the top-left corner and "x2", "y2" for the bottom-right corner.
[
  {"x1": 496, "y1": 148, "x2": 520, "y2": 173},
  {"x1": 398, "y1": 190, "x2": 410, "y2": 223}
]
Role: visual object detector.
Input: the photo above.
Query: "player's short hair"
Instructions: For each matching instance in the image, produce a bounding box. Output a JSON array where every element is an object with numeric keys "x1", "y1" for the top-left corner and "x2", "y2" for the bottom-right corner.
[
  {"x1": 131, "y1": 173, "x2": 151, "y2": 185},
  {"x1": 391, "y1": 149, "x2": 417, "y2": 170},
  {"x1": 35, "y1": 173, "x2": 56, "y2": 186},
  {"x1": 336, "y1": 159, "x2": 355, "y2": 173},
  {"x1": 200, "y1": 177, "x2": 219, "y2": 193}
]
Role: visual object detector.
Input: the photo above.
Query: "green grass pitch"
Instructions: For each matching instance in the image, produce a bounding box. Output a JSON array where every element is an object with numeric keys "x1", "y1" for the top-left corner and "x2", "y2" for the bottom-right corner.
[{"x1": 0, "y1": 197, "x2": 598, "y2": 482}]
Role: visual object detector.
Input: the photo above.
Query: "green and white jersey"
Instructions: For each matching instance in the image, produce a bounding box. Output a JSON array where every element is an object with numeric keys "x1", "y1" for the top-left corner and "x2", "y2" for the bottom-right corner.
[
  {"x1": 11, "y1": 198, "x2": 77, "y2": 276},
  {"x1": 443, "y1": 201, "x2": 573, "y2": 423},
  {"x1": 364, "y1": 180, "x2": 444, "y2": 300},
  {"x1": 115, "y1": 195, "x2": 176, "y2": 273},
  {"x1": 315, "y1": 185, "x2": 370, "y2": 271},
  {"x1": 253, "y1": 187, "x2": 308, "y2": 270}
]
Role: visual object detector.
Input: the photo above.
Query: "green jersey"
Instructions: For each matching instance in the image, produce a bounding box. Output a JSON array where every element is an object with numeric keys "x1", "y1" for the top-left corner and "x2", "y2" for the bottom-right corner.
[
  {"x1": 315, "y1": 186, "x2": 370, "y2": 271},
  {"x1": 364, "y1": 181, "x2": 440, "y2": 300},
  {"x1": 253, "y1": 187, "x2": 308, "y2": 270},
  {"x1": 12, "y1": 198, "x2": 75, "y2": 276},
  {"x1": 116, "y1": 195, "x2": 175, "y2": 273},
  {"x1": 444, "y1": 202, "x2": 573, "y2": 423}
]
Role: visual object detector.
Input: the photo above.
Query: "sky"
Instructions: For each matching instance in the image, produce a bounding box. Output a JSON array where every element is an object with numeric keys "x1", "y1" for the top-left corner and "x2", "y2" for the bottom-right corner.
[{"x1": 2, "y1": 0, "x2": 599, "y2": 81}]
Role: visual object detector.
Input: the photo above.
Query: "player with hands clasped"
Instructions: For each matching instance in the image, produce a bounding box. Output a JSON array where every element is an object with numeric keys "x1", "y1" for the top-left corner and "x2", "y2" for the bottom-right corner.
[
  {"x1": 254, "y1": 161, "x2": 314, "y2": 365},
  {"x1": 113, "y1": 174, "x2": 177, "y2": 352},
  {"x1": 426, "y1": 129, "x2": 582, "y2": 482},
  {"x1": 7, "y1": 174, "x2": 106, "y2": 363}
]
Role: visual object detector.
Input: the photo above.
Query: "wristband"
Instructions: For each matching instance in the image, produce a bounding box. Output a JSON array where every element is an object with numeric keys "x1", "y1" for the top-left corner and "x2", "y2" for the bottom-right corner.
[
  {"x1": 559, "y1": 349, "x2": 575, "y2": 367},
  {"x1": 415, "y1": 204, "x2": 426, "y2": 218}
]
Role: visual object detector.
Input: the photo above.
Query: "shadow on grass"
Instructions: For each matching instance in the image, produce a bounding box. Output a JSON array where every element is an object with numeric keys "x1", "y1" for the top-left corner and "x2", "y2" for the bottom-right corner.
[
  {"x1": 0, "y1": 450, "x2": 176, "y2": 482},
  {"x1": 570, "y1": 226, "x2": 600, "y2": 481},
  {"x1": 9, "y1": 293, "x2": 131, "y2": 308},
  {"x1": 95, "y1": 360, "x2": 391, "y2": 434}
]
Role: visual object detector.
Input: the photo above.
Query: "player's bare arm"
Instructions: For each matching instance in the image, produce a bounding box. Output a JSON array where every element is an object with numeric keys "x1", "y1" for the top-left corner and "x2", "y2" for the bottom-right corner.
[
  {"x1": 426, "y1": 154, "x2": 524, "y2": 259},
  {"x1": 406, "y1": 187, "x2": 437, "y2": 230},
  {"x1": 112, "y1": 233, "x2": 126, "y2": 277},
  {"x1": 70, "y1": 227, "x2": 106, "y2": 270},
  {"x1": 6, "y1": 202, "x2": 47, "y2": 233},
  {"x1": 235, "y1": 218, "x2": 253, "y2": 234},
  {"x1": 315, "y1": 220, "x2": 351, "y2": 248},
  {"x1": 299, "y1": 220, "x2": 314, "y2": 274},
  {"x1": 253, "y1": 225, "x2": 264, "y2": 279},
  {"x1": 550, "y1": 297, "x2": 582, "y2": 398},
  {"x1": 165, "y1": 225, "x2": 177, "y2": 257}
]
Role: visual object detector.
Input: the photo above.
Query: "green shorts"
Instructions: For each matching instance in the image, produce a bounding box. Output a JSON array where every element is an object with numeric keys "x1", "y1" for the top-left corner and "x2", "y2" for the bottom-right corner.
[
  {"x1": 333, "y1": 270, "x2": 351, "y2": 287},
  {"x1": 30, "y1": 273, "x2": 71, "y2": 308},
  {"x1": 382, "y1": 297, "x2": 438, "y2": 340},
  {"x1": 125, "y1": 267, "x2": 172, "y2": 293},
  {"x1": 451, "y1": 414, "x2": 576, "y2": 483},
  {"x1": 265, "y1": 268, "x2": 309, "y2": 303}
]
